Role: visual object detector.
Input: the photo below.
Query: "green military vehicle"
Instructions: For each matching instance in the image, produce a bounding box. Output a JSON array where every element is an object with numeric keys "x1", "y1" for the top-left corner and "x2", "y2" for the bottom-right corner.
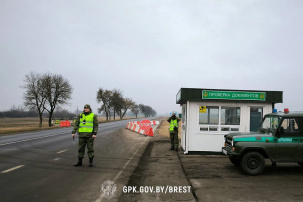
[{"x1": 222, "y1": 110, "x2": 303, "y2": 175}]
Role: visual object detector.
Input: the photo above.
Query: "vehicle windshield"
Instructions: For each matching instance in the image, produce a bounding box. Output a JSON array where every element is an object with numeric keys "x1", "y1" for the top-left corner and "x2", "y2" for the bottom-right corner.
[{"x1": 260, "y1": 116, "x2": 281, "y2": 134}]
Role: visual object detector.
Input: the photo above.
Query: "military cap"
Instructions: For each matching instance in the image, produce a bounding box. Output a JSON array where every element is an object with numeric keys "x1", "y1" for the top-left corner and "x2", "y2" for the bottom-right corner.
[{"x1": 84, "y1": 104, "x2": 91, "y2": 109}]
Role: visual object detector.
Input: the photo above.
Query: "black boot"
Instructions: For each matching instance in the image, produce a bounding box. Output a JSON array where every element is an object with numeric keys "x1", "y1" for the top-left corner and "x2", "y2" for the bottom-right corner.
[
  {"x1": 89, "y1": 158, "x2": 93, "y2": 167},
  {"x1": 74, "y1": 158, "x2": 82, "y2": 167}
]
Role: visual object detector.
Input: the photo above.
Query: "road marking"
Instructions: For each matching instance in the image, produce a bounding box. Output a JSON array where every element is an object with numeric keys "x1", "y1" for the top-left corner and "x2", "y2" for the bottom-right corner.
[
  {"x1": 95, "y1": 139, "x2": 149, "y2": 202},
  {"x1": 0, "y1": 132, "x2": 68, "y2": 146},
  {"x1": 57, "y1": 149, "x2": 67, "y2": 154},
  {"x1": 1, "y1": 165, "x2": 24, "y2": 173}
]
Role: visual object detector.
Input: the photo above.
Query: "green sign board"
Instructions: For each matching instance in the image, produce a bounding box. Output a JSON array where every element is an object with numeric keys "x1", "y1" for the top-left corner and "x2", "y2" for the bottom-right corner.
[{"x1": 202, "y1": 90, "x2": 266, "y2": 101}]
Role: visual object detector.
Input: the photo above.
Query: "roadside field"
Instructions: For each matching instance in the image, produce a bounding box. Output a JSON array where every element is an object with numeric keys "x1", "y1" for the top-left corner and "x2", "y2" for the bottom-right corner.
[{"x1": 0, "y1": 118, "x2": 59, "y2": 135}]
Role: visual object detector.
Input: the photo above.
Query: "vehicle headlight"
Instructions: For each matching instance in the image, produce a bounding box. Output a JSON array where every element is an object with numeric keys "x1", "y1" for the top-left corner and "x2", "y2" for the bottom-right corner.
[{"x1": 232, "y1": 139, "x2": 234, "y2": 146}]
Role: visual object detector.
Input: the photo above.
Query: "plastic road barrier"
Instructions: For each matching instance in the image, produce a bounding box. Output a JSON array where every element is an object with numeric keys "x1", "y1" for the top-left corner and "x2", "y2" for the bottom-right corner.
[{"x1": 126, "y1": 120, "x2": 159, "y2": 137}]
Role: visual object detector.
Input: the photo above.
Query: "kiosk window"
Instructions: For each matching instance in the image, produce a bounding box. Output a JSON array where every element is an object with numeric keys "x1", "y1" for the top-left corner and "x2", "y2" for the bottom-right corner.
[
  {"x1": 221, "y1": 107, "x2": 240, "y2": 125},
  {"x1": 199, "y1": 107, "x2": 219, "y2": 124},
  {"x1": 199, "y1": 106, "x2": 240, "y2": 132}
]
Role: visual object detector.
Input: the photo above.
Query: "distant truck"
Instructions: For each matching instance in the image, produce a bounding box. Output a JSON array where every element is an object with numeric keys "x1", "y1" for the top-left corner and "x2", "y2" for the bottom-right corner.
[{"x1": 222, "y1": 109, "x2": 303, "y2": 175}]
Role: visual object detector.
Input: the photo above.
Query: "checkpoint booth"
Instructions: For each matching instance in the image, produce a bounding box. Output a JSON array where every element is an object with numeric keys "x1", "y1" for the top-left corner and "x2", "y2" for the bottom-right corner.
[{"x1": 176, "y1": 88, "x2": 283, "y2": 153}]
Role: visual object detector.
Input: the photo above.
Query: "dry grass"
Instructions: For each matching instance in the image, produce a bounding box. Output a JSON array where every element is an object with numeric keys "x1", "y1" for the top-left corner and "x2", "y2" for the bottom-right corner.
[
  {"x1": 0, "y1": 118, "x2": 60, "y2": 135},
  {"x1": 156, "y1": 117, "x2": 181, "y2": 139}
]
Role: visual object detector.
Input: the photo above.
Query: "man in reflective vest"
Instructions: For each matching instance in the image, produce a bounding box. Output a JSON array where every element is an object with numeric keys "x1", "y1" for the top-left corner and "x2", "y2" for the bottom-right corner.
[
  {"x1": 167, "y1": 112, "x2": 181, "y2": 151},
  {"x1": 72, "y1": 104, "x2": 98, "y2": 167}
]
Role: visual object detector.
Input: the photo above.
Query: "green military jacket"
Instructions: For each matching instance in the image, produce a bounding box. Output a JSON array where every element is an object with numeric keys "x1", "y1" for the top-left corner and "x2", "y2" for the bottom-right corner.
[
  {"x1": 72, "y1": 111, "x2": 98, "y2": 137},
  {"x1": 167, "y1": 116, "x2": 181, "y2": 134}
]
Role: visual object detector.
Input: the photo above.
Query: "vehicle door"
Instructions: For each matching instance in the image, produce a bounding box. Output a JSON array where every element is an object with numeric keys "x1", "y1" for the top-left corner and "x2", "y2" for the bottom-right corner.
[
  {"x1": 295, "y1": 118, "x2": 303, "y2": 161},
  {"x1": 276, "y1": 118, "x2": 301, "y2": 162}
]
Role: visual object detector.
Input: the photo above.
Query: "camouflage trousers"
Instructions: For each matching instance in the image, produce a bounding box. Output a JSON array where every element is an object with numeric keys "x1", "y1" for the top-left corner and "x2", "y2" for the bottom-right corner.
[
  {"x1": 169, "y1": 132, "x2": 179, "y2": 149},
  {"x1": 78, "y1": 136, "x2": 94, "y2": 159}
]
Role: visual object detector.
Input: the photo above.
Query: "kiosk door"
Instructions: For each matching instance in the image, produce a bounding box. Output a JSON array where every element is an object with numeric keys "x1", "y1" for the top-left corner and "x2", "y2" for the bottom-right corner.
[{"x1": 250, "y1": 107, "x2": 263, "y2": 132}]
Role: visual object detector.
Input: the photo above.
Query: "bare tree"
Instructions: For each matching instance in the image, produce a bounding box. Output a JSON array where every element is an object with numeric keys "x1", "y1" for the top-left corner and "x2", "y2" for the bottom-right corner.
[
  {"x1": 97, "y1": 88, "x2": 113, "y2": 121},
  {"x1": 150, "y1": 108, "x2": 157, "y2": 117},
  {"x1": 131, "y1": 104, "x2": 141, "y2": 118},
  {"x1": 97, "y1": 88, "x2": 155, "y2": 120},
  {"x1": 22, "y1": 72, "x2": 47, "y2": 127},
  {"x1": 139, "y1": 104, "x2": 157, "y2": 117},
  {"x1": 117, "y1": 98, "x2": 134, "y2": 119},
  {"x1": 43, "y1": 73, "x2": 73, "y2": 127},
  {"x1": 139, "y1": 104, "x2": 147, "y2": 117},
  {"x1": 111, "y1": 89, "x2": 124, "y2": 120}
]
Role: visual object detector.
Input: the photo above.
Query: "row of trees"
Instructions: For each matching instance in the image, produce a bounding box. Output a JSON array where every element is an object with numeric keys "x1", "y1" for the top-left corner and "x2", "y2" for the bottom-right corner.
[
  {"x1": 96, "y1": 88, "x2": 157, "y2": 121},
  {"x1": 139, "y1": 104, "x2": 157, "y2": 117},
  {"x1": 20, "y1": 72, "x2": 157, "y2": 126},
  {"x1": 0, "y1": 105, "x2": 38, "y2": 118},
  {"x1": 0, "y1": 105, "x2": 76, "y2": 119},
  {"x1": 22, "y1": 72, "x2": 73, "y2": 127}
]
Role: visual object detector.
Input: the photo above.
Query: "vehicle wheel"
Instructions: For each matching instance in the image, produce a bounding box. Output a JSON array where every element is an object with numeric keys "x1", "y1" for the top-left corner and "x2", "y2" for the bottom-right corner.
[
  {"x1": 229, "y1": 156, "x2": 240, "y2": 166},
  {"x1": 240, "y1": 152, "x2": 265, "y2": 176},
  {"x1": 297, "y1": 162, "x2": 303, "y2": 166}
]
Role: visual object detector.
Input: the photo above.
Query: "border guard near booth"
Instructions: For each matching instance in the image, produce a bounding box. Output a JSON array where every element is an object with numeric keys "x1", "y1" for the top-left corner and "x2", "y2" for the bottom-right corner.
[
  {"x1": 167, "y1": 112, "x2": 181, "y2": 151},
  {"x1": 72, "y1": 104, "x2": 98, "y2": 167}
]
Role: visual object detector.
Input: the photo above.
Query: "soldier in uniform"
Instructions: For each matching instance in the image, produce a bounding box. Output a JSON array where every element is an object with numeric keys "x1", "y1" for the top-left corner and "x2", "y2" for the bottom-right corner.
[
  {"x1": 167, "y1": 112, "x2": 181, "y2": 151},
  {"x1": 72, "y1": 104, "x2": 98, "y2": 167}
]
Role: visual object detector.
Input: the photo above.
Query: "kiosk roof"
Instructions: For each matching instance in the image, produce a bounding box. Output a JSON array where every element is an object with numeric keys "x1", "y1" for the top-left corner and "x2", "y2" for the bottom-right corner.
[{"x1": 176, "y1": 88, "x2": 283, "y2": 104}]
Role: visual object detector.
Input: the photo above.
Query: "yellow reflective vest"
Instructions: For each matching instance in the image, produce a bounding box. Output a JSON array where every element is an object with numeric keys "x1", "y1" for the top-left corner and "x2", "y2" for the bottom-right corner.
[
  {"x1": 169, "y1": 119, "x2": 178, "y2": 131},
  {"x1": 79, "y1": 113, "x2": 94, "y2": 133}
]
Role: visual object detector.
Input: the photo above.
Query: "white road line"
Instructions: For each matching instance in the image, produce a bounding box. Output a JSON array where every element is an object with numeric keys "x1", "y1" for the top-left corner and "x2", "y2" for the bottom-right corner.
[
  {"x1": 0, "y1": 132, "x2": 68, "y2": 146},
  {"x1": 1, "y1": 165, "x2": 25, "y2": 173},
  {"x1": 57, "y1": 149, "x2": 67, "y2": 154},
  {"x1": 95, "y1": 139, "x2": 149, "y2": 202}
]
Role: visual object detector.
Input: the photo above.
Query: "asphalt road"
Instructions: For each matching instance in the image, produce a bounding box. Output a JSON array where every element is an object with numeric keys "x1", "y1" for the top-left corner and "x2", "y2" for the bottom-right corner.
[{"x1": 0, "y1": 118, "x2": 154, "y2": 202}]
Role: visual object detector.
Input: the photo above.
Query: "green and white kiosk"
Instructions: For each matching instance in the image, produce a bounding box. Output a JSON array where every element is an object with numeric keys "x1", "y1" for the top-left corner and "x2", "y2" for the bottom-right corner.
[{"x1": 176, "y1": 88, "x2": 283, "y2": 153}]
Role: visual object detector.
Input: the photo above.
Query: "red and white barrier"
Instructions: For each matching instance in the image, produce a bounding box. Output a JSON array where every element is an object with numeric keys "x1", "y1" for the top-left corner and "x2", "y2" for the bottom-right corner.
[
  {"x1": 126, "y1": 121, "x2": 159, "y2": 127},
  {"x1": 126, "y1": 120, "x2": 159, "y2": 137},
  {"x1": 150, "y1": 121, "x2": 160, "y2": 125},
  {"x1": 60, "y1": 120, "x2": 71, "y2": 127}
]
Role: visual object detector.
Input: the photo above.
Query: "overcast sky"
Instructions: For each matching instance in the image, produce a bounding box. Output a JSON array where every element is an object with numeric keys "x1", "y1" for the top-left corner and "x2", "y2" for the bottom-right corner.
[{"x1": 1, "y1": 0, "x2": 303, "y2": 115}]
